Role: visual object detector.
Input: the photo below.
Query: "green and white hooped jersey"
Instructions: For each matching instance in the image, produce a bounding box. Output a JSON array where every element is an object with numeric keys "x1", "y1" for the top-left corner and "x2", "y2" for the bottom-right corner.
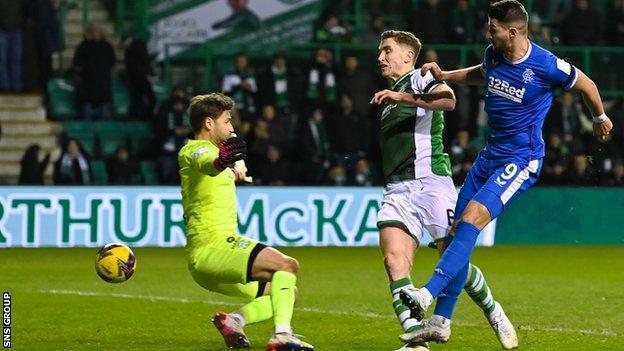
[{"x1": 379, "y1": 69, "x2": 451, "y2": 184}]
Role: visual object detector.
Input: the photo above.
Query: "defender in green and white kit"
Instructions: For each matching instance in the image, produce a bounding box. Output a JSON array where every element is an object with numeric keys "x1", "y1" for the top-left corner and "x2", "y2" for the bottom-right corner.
[
  {"x1": 179, "y1": 93, "x2": 313, "y2": 351},
  {"x1": 371, "y1": 31, "x2": 517, "y2": 351}
]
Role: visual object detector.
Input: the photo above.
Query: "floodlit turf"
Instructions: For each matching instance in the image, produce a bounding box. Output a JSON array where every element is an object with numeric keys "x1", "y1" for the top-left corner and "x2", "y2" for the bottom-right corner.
[{"x1": 3, "y1": 246, "x2": 623, "y2": 350}]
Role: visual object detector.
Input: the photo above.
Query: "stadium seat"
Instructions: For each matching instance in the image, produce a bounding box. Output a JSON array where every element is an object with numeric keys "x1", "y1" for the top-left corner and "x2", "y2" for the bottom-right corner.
[
  {"x1": 94, "y1": 121, "x2": 128, "y2": 158},
  {"x1": 140, "y1": 161, "x2": 159, "y2": 184},
  {"x1": 47, "y1": 79, "x2": 77, "y2": 120},
  {"x1": 112, "y1": 76, "x2": 130, "y2": 119},
  {"x1": 63, "y1": 121, "x2": 97, "y2": 156},
  {"x1": 90, "y1": 160, "x2": 109, "y2": 185},
  {"x1": 152, "y1": 80, "x2": 169, "y2": 107},
  {"x1": 125, "y1": 121, "x2": 154, "y2": 158}
]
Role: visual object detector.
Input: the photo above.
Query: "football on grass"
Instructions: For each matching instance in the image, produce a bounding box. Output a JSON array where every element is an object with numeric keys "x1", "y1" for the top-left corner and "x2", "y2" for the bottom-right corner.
[{"x1": 95, "y1": 243, "x2": 136, "y2": 283}]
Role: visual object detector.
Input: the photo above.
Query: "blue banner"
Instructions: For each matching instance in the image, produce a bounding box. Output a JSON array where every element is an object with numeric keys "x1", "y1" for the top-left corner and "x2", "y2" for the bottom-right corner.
[{"x1": 0, "y1": 186, "x2": 496, "y2": 248}]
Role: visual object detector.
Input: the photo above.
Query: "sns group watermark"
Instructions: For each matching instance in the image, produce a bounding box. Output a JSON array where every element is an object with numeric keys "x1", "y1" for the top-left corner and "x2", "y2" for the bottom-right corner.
[{"x1": 2, "y1": 292, "x2": 10, "y2": 349}]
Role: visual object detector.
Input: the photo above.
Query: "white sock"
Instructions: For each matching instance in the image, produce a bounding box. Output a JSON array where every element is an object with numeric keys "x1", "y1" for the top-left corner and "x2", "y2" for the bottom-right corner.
[
  {"x1": 275, "y1": 324, "x2": 292, "y2": 335},
  {"x1": 431, "y1": 314, "x2": 451, "y2": 328},
  {"x1": 231, "y1": 312, "x2": 246, "y2": 327},
  {"x1": 422, "y1": 288, "x2": 434, "y2": 303}
]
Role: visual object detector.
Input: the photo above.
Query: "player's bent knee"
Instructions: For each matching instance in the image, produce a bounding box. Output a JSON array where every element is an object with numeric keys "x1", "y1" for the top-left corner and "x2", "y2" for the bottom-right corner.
[
  {"x1": 460, "y1": 201, "x2": 491, "y2": 229},
  {"x1": 279, "y1": 256, "x2": 299, "y2": 275}
]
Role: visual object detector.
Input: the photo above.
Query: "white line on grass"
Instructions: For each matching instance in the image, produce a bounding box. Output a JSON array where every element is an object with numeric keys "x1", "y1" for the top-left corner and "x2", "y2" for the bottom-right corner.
[{"x1": 41, "y1": 289, "x2": 618, "y2": 337}]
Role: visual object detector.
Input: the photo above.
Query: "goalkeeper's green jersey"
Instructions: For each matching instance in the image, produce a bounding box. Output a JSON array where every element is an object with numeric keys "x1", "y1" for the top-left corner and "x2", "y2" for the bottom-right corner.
[{"x1": 178, "y1": 139, "x2": 237, "y2": 248}]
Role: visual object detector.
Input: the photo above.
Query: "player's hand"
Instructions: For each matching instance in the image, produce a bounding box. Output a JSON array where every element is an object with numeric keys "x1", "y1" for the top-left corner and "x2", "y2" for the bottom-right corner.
[
  {"x1": 370, "y1": 89, "x2": 402, "y2": 104},
  {"x1": 218, "y1": 136, "x2": 247, "y2": 166},
  {"x1": 421, "y1": 62, "x2": 445, "y2": 80},
  {"x1": 593, "y1": 116, "x2": 613, "y2": 141},
  {"x1": 232, "y1": 160, "x2": 253, "y2": 183}
]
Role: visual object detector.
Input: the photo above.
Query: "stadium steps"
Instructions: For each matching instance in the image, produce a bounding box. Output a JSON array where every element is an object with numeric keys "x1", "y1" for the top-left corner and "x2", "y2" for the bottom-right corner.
[{"x1": 0, "y1": 95, "x2": 61, "y2": 184}]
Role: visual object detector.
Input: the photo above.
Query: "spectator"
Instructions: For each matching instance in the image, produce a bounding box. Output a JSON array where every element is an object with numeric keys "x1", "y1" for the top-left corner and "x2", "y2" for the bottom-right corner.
[
  {"x1": 156, "y1": 95, "x2": 190, "y2": 184},
  {"x1": 72, "y1": 24, "x2": 116, "y2": 120},
  {"x1": 107, "y1": 146, "x2": 139, "y2": 184},
  {"x1": 606, "y1": 0, "x2": 624, "y2": 46},
  {"x1": 261, "y1": 105, "x2": 291, "y2": 152},
  {"x1": 125, "y1": 37, "x2": 156, "y2": 120},
  {"x1": 561, "y1": 0, "x2": 603, "y2": 45},
  {"x1": 222, "y1": 53, "x2": 257, "y2": 122},
  {"x1": 545, "y1": 92, "x2": 593, "y2": 145},
  {"x1": 451, "y1": 0, "x2": 477, "y2": 44},
  {"x1": 449, "y1": 130, "x2": 477, "y2": 185},
  {"x1": 605, "y1": 159, "x2": 624, "y2": 186},
  {"x1": 327, "y1": 163, "x2": 347, "y2": 186},
  {"x1": 298, "y1": 108, "x2": 331, "y2": 184},
  {"x1": 353, "y1": 158, "x2": 374, "y2": 186},
  {"x1": 255, "y1": 145, "x2": 290, "y2": 185},
  {"x1": 212, "y1": 0, "x2": 260, "y2": 31},
  {"x1": 528, "y1": 13, "x2": 551, "y2": 46},
  {"x1": 564, "y1": 153, "x2": 597, "y2": 186},
  {"x1": 54, "y1": 138, "x2": 93, "y2": 185},
  {"x1": 332, "y1": 94, "x2": 368, "y2": 173},
  {"x1": 363, "y1": 15, "x2": 387, "y2": 44},
  {"x1": 338, "y1": 54, "x2": 376, "y2": 121},
  {"x1": 33, "y1": 0, "x2": 61, "y2": 92},
  {"x1": 19, "y1": 144, "x2": 50, "y2": 185},
  {"x1": 306, "y1": 48, "x2": 337, "y2": 111},
  {"x1": 541, "y1": 133, "x2": 571, "y2": 185},
  {"x1": 0, "y1": 0, "x2": 27, "y2": 92},
  {"x1": 257, "y1": 53, "x2": 304, "y2": 113},
  {"x1": 248, "y1": 118, "x2": 271, "y2": 174},
  {"x1": 408, "y1": 0, "x2": 451, "y2": 44},
  {"x1": 547, "y1": 0, "x2": 573, "y2": 22},
  {"x1": 314, "y1": 11, "x2": 352, "y2": 43}
]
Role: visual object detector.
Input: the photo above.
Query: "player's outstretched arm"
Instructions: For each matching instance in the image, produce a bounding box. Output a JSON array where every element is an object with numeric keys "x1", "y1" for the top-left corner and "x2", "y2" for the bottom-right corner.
[
  {"x1": 370, "y1": 84, "x2": 456, "y2": 111},
  {"x1": 570, "y1": 70, "x2": 613, "y2": 141},
  {"x1": 421, "y1": 62, "x2": 485, "y2": 86}
]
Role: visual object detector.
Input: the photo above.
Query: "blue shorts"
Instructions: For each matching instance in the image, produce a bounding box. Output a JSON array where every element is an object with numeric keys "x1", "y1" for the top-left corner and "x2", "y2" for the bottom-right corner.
[{"x1": 455, "y1": 153, "x2": 543, "y2": 219}]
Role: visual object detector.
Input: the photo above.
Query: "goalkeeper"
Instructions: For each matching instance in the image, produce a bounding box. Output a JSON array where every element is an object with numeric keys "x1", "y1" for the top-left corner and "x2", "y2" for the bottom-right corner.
[{"x1": 178, "y1": 93, "x2": 313, "y2": 351}]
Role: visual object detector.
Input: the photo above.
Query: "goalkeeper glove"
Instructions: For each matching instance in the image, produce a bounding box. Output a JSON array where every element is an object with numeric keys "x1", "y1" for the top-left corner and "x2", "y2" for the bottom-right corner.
[
  {"x1": 232, "y1": 160, "x2": 253, "y2": 183},
  {"x1": 217, "y1": 136, "x2": 247, "y2": 168}
]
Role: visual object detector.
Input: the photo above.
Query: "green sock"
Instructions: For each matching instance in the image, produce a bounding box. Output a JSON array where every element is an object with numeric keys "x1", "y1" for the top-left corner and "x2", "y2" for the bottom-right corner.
[
  {"x1": 390, "y1": 277, "x2": 420, "y2": 332},
  {"x1": 236, "y1": 295, "x2": 273, "y2": 326},
  {"x1": 271, "y1": 271, "x2": 297, "y2": 334},
  {"x1": 464, "y1": 264, "x2": 496, "y2": 316}
]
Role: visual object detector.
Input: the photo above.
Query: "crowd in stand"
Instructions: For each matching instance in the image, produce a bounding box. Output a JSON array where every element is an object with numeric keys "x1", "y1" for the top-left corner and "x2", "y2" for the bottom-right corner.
[{"x1": 9, "y1": 0, "x2": 624, "y2": 187}]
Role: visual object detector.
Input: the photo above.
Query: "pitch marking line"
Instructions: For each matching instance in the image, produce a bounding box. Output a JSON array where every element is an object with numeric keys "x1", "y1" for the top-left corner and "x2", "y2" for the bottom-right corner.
[{"x1": 41, "y1": 289, "x2": 618, "y2": 337}]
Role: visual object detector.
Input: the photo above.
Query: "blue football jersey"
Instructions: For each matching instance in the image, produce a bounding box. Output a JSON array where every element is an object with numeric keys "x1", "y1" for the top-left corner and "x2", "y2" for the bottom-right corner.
[{"x1": 481, "y1": 41, "x2": 578, "y2": 161}]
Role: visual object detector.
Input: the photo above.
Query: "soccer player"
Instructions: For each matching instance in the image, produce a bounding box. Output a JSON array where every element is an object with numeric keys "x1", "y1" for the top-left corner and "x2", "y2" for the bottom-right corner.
[
  {"x1": 396, "y1": 0, "x2": 613, "y2": 345},
  {"x1": 370, "y1": 30, "x2": 517, "y2": 351},
  {"x1": 178, "y1": 93, "x2": 314, "y2": 351}
]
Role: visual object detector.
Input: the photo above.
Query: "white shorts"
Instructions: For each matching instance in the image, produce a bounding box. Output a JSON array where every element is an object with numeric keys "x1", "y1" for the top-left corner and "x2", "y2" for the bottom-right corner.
[{"x1": 377, "y1": 175, "x2": 457, "y2": 244}]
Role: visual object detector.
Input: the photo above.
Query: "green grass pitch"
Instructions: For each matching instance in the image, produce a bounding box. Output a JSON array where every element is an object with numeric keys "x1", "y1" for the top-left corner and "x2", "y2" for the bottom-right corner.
[{"x1": 3, "y1": 246, "x2": 623, "y2": 350}]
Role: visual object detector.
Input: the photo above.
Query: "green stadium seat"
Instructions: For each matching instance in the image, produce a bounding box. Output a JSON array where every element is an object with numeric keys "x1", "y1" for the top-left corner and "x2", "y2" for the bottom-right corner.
[
  {"x1": 140, "y1": 161, "x2": 159, "y2": 184},
  {"x1": 63, "y1": 121, "x2": 96, "y2": 156},
  {"x1": 112, "y1": 76, "x2": 130, "y2": 119},
  {"x1": 152, "y1": 81, "x2": 169, "y2": 107},
  {"x1": 64, "y1": 120, "x2": 94, "y2": 135},
  {"x1": 126, "y1": 121, "x2": 154, "y2": 157},
  {"x1": 93, "y1": 121, "x2": 128, "y2": 158},
  {"x1": 47, "y1": 79, "x2": 77, "y2": 120},
  {"x1": 90, "y1": 160, "x2": 109, "y2": 185}
]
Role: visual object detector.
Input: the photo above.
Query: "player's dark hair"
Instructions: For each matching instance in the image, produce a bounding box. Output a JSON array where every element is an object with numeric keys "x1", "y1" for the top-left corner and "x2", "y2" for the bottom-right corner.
[
  {"x1": 188, "y1": 93, "x2": 234, "y2": 135},
  {"x1": 380, "y1": 30, "x2": 422, "y2": 62},
  {"x1": 489, "y1": 0, "x2": 528, "y2": 25}
]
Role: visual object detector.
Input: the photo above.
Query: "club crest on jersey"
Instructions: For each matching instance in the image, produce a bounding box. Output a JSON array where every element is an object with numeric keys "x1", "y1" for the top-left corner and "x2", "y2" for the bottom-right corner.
[{"x1": 523, "y1": 68, "x2": 535, "y2": 83}]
